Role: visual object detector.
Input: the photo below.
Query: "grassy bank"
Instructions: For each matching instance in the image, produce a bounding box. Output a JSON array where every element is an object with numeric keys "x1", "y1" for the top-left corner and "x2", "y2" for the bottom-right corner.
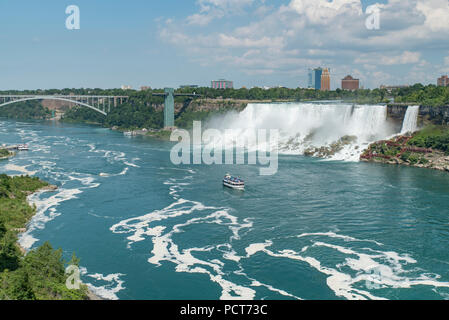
[
  {"x1": 0, "y1": 174, "x2": 88, "y2": 300},
  {"x1": 407, "y1": 125, "x2": 449, "y2": 154}
]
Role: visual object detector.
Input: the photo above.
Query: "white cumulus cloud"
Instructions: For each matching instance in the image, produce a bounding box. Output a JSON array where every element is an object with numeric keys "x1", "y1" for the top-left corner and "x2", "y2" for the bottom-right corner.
[
  {"x1": 158, "y1": 0, "x2": 449, "y2": 88},
  {"x1": 289, "y1": 0, "x2": 363, "y2": 24},
  {"x1": 416, "y1": 0, "x2": 449, "y2": 32}
]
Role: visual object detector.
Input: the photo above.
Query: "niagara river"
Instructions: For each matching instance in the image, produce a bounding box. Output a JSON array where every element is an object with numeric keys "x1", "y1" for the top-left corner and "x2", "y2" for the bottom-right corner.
[{"x1": 1, "y1": 102, "x2": 449, "y2": 300}]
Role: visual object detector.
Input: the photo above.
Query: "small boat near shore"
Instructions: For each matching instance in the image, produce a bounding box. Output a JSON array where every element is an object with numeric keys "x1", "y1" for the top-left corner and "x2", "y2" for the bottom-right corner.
[
  {"x1": 3, "y1": 144, "x2": 29, "y2": 151},
  {"x1": 17, "y1": 144, "x2": 29, "y2": 151},
  {"x1": 223, "y1": 174, "x2": 245, "y2": 190},
  {"x1": 124, "y1": 131, "x2": 137, "y2": 137}
]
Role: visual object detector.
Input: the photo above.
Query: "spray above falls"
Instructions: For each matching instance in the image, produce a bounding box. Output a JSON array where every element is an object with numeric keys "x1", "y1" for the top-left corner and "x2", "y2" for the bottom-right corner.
[{"x1": 206, "y1": 102, "x2": 418, "y2": 162}]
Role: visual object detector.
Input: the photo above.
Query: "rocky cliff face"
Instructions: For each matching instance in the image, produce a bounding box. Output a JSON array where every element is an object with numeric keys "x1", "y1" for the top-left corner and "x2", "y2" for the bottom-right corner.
[
  {"x1": 418, "y1": 105, "x2": 449, "y2": 126},
  {"x1": 186, "y1": 98, "x2": 248, "y2": 112},
  {"x1": 41, "y1": 99, "x2": 73, "y2": 111},
  {"x1": 151, "y1": 98, "x2": 248, "y2": 113},
  {"x1": 387, "y1": 104, "x2": 449, "y2": 129}
]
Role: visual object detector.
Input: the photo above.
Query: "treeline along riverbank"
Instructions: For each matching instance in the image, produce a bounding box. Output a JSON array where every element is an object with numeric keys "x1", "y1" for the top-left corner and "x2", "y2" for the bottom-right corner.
[
  {"x1": 0, "y1": 174, "x2": 89, "y2": 300},
  {"x1": 0, "y1": 100, "x2": 51, "y2": 120}
]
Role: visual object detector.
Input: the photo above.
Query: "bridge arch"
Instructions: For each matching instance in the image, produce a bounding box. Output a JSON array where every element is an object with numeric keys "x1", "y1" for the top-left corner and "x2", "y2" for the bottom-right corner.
[{"x1": 0, "y1": 97, "x2": 107, "y2": 116}]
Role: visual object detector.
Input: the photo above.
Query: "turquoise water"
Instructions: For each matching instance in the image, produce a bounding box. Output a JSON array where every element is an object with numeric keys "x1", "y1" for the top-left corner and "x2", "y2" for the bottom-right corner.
[{"x1": 1, "y1": 119, "x2": 449, "y2": 300}]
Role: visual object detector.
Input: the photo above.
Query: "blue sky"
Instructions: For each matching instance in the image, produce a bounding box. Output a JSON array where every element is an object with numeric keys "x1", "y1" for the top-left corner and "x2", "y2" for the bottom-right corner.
[{"x1": 0, "y1": 0, "x2": 448, "y2": 90}]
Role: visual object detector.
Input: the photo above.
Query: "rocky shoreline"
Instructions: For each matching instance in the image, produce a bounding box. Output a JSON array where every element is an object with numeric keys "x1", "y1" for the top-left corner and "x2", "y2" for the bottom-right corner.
[
  {"x1": 20, "y1": 184, "x2": 104, "y2": 300},
  {"x1": 16, "y1": 184, "x2": 59, "y2": 255},
  {"x1": 360, "y1": 134, "x2": 449, "y2": 172}
]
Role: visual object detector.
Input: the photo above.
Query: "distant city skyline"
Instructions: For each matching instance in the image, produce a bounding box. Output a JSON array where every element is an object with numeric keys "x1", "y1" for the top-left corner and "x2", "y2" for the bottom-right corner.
[{"x1": 1, "y1": 0, "x2": 449, "y2": 90}]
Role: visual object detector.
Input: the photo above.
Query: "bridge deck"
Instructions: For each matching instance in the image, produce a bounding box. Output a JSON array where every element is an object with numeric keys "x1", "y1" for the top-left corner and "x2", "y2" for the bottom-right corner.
[
  {"x1": 0, "y1": 95, "x2": 130, "y2": 116},
  {"x1": 0, "y1": 95, "x2": 129, "y2": 98}
]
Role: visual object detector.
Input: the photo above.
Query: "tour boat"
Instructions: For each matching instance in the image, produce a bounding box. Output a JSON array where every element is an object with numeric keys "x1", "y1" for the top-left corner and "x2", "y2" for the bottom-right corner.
[
  {"x1": 223, "y1": 174, "x2": 245, "y2": 190},
  {"x1": 17, "y1": 144, "x2": 29, "y2": 151}
]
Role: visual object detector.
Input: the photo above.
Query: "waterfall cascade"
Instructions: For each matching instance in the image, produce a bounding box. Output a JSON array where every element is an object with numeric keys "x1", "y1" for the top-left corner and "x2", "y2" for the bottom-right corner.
[
  {"x1": 401, "y1": 106, "x2": 420, "y2": 134},
  {"x1": 206, "y1": 102, "x2": 397, "y2": 162}
]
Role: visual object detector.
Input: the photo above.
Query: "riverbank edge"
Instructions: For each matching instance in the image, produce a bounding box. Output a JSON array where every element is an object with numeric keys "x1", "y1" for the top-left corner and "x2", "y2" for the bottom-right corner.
[
  {"x1": 0, "y1": 150, "x2": 15, "y2": 160},
  {"x1": 110, "y1": 126, "x2": 173, "y2": 141},
  {"x1": 16, "y1": 184, "x2": 58, "y2": 255},
  {"x1": 18, "y1": 184, "x2": 104, "y2": 300},
  {"x1": 361, "y1": 157, "x2": 449, "y2": 172}
]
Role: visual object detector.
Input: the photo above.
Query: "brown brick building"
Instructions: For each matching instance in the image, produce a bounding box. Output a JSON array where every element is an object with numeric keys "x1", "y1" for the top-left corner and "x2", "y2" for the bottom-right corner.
[
  {"x1": 341, "y1": 75, "x2": 359, "y2": 91},
  {"x1": 437, "y1": 75, "x2": 449, "y2": 87}
]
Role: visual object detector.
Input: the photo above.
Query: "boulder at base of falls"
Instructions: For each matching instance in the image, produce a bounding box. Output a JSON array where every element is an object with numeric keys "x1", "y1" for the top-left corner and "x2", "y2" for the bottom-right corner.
[{"x1": 303, "y1": 135, "x2": 358, "y2": 158}]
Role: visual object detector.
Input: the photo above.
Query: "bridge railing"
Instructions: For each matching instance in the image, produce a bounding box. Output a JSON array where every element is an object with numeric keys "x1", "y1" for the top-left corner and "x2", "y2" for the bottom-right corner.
[{"x1": 0, "y1": 95, "x2": 129, "y2": 114}]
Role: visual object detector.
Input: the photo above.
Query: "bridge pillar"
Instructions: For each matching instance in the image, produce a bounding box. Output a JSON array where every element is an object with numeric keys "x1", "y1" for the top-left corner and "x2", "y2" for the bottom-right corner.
[{"x1": 164, "y1": 88, "x2": 175, "y2": 129}]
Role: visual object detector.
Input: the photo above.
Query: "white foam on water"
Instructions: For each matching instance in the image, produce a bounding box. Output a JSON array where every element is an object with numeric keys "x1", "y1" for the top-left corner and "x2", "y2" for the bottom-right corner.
[
  {"x1": 250, "y1": 280, "x2": 302, "y2": 300},
  {"x1": 111, "y1": 197, "x2": 210, "y2": 244},
  {"x1": 87, "y1": 142, "x2": 140, "y2": 176},
  {"x1": 149, "y1": 211, "x2": 258, "y2": 300},
  {"x1": 68, "y1": 173, "x2": 100, "y2": 189},
  {"x1": 219, "y1": 245, "x2": 241, "y2": 263},
  {"x1": 124, "y1": 161, "x2": 140, "y2": 168},
  {"x1": 164, "y1": 178, "x2": 192, "y2": 199},
  {"x1": 88, "y1": 144, "x2": 127, "y2": 164},
  {"x1": 245, "y1": 241, "x2": 273, "y2": 257},
  {"x1": 19, "y1": 187, "x2": 83, "y2": 250},
  {"x1": 111, "y1": 173, "x2": 304, "y2": 300},
  {"x1": 297, "y1": 232, "x2": 383, "y2": 246},
  {"x1": 99, "y1": 167, "x2": 129, "y2": 177},
  {"x1": 119, "y1": 167, "x2": 129, "y2": 175},
  {"x1": 244, "y1": 232, "x2": 449, "y2": 300},
  {"x1": 80, "y1": 268, "x2": 126, "y2": 300},
  {"x1": 2, "y1": 164, "x2": 37, "y2": 176}
]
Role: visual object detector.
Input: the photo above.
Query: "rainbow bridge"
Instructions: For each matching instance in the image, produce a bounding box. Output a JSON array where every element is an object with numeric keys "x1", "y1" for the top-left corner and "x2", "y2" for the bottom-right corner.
[{"x1": 0, "y1": 95, "x2": 129, "y2": 116}]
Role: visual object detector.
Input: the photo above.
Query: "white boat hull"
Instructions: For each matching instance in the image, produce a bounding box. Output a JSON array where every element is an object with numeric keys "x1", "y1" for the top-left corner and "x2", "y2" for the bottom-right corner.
[{"x1": 223, "y1": 181, "x2": 245, "y2": 190}]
